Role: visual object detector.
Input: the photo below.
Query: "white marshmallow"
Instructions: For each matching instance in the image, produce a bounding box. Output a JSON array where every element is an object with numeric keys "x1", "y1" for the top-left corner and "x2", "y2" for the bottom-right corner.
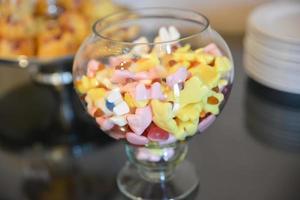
[
  {"x1": 110, "y1": 116, "x2": 128, "y2": 126},
  {"x1": 95, "y1": 99, "x2": 113, "y2": 116},
  {"x1": 131, "y1": 37, "x2": 150, "y2": 55},
  {"x1": 168, "y1": 26, "x2": 180, "y2": 40},
  {"x1": 107, "y1": 89, "x2": 122, "y2": 104},
  {"x1": 113, "y1": 101, "x2": 130, "y2": 116}
]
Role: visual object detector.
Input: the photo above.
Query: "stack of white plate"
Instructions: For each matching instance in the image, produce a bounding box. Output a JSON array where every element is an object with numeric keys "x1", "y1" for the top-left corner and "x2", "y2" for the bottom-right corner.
[{"x1": 244, "y1": 1, "x2": 300, "y2": 94}]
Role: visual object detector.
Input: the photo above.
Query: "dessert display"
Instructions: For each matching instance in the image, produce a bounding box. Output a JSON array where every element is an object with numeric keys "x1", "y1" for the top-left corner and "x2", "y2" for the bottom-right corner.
[
  {"x1": 0, "y1": 0, "x2": 125, "y2": 59},
  {"x1": 73, "y1": 8, "x2": 234, "y2": 199},
  {"x1": 74, "y1": 26, "x2": 233, "y2": 147}
]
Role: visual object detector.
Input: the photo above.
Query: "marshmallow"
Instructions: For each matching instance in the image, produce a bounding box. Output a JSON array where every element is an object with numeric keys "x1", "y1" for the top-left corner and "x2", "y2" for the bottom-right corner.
[
  {"x1": 135, "y1": 83, "x2": 150, "y2": 101},
  {"x1": 113, "y1": 101, "x2": 130, "y2": 116},
  {"x1": 87, "y1": 59, "x2": 101, "y2": 77},
  {"x1": 131, "y1": 37, "x2": 150, "y2": 55},
  {"x1": 111, "y1": 70, "x2": 134, "y2": 84},
  {"x1": 203, "y1": 43, "x2": 222, "y2": 56},
  {"x1": 150, "y1": 82, "x2": 165, "y2": 100},
  {"x1": 168, "y1": 26, "x2": 180, "y2": 40},
  {"x1": 96, "y1": 117, "x2": 114, "y2": 131},
  {"x1": 166, "y1": 67, "x2": 188, "y2": 87},
  {"x1": 110, "y1": 116, "x2": 128, "y2": 126},
  {"x1": 105, "y1": 100, "x2": 115, "y2": 111},
  {"x1": 107, "y1": 90, "x2": 122, "y2": 104},
  {"x1": 198, "y1": 115, "x2": 216, "y2": 132},
  {"x1": 126, "y1": 132, "x2": 149, "y2": 145},
  {"x1": 127, "y1": 106, "x2": 152, "y2": 135},
  {"x1": 96, "y1": 99, "x2": 113, "y2": 116}
]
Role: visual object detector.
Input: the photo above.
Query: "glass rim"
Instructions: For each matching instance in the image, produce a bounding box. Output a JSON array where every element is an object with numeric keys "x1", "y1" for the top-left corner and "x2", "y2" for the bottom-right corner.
[{"x1": 92, "y1": 7, "x2": 210, "y2": 46}]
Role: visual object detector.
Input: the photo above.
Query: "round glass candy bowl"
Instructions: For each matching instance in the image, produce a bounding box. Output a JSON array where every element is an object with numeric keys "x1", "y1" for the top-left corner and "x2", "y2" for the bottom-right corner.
[{"x1": 73, "y1": 8, "x2": 234, "y2": 200}]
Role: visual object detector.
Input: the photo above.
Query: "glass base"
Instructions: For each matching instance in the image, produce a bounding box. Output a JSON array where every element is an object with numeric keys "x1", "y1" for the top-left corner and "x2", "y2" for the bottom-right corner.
[{"x1": 117, "y1": 160, "x2": 199, "y2": 200}]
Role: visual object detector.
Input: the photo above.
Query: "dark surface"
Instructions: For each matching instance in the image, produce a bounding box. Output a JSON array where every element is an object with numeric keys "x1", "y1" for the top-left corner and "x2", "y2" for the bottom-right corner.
[{"x1": 0, "y1": 35, "x2": 300, "y2": 200}]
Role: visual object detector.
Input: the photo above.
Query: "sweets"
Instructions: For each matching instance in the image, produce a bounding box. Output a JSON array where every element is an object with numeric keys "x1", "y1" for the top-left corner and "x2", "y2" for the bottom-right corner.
[
  {"x1": 75, "y1": 26, "x2": 232, "y2": 146},
  {"x1": 0, "y1": 0, "x2": 125, "y2": 59}
]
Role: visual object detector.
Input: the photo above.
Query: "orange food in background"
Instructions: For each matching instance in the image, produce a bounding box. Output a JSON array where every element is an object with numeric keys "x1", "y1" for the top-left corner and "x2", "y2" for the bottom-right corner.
[{"x1": 0, "y1": 0, "x2": 124, "y2": 59}]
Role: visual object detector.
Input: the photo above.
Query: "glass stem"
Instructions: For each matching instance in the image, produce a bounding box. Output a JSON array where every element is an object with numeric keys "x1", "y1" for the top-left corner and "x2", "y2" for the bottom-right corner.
[{"x1": 126, "y1": 142, "x2": 188, "y2": 183}]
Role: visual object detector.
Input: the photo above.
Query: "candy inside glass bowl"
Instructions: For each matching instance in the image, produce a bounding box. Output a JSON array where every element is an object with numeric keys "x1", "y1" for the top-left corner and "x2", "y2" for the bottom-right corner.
[
  {"x1": 73, "y1": 8, "x2": 234, "y2": 199},
  {"x1": 73, "y1": 8, "x2": 234, "y2": 147}
]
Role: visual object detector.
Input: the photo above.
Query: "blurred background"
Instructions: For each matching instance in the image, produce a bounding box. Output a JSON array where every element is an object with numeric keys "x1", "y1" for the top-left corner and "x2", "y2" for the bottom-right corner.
[
  {"x1": 0, "y1": 0, "x2": 300, "y2": 200},
  {"x1": 117, "y1": 0, "x2": 272, "y2": 33}
]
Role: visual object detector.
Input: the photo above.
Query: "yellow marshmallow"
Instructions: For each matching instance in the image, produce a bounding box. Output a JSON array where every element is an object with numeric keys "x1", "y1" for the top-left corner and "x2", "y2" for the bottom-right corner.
[
  {"x1": 129, "y1": 54, "x2": 159, "y2": 72},
  {"x1": 189, "y1": 64, "x2": 220, "y2": 88},
  {"x1": 75, "y1": 76, "x2": 99, "y2": 94},
  {"x1": 173, "y1": 52, "x2": 195, "y2": 62},
  {"x1": 178, "y1": 118, "x2": 199, "y2": 137},
  {"x1": 195, "y1": 53, "x2": 215, "y2": 65},
  {"x1": 176, "y1": 102, "x2": 203, "y2": 122},
  {"x1": 86, "y1": 88, "x2": 107, "y2": 105},
  {"x1": 175, "y1": 44, "x2": 191, "y2": 53},
  {"x1": 124, "y1": 93, "x2": 149, "y2": 108},
  {"x1": 151, "y1": 100, "x2": 178, "y2": 134},
  {"x1": 179, "y1": 76, "x2": 210, "y2": 107},
  {"x1": 203, "y1": 92, "x2": 224, "y2": 115},
  {"x1": 214, "y1": 56, "x2": 232, "y2": 74}
]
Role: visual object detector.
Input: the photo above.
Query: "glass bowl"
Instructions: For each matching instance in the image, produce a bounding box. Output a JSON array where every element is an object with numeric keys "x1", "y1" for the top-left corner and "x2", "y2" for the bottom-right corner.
[{"x1": 73, "y1": 8, "x2": 234, "y2": 199}]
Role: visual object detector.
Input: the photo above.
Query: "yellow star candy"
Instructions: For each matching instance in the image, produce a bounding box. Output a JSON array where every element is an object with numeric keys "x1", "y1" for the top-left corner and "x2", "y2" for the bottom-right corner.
[
  {"x1": 195, "y1": 53, "x2": 215, "y2": 65},
  {"x1": 176, "y1": 44, "x2": 191, "y2": 53},
  {"x1": 151, "y1": 99, "x2": 202, "y2": 140},
  {"x1": 173, "y1": 52, "x2": 195, "y2": 62},
  {"x1": 203, "y1": 92, "x2": 224, "y2": 115},
  {"x1": 189, "y1": 64, "x2": 220, "y2": 88},
  {"x1": 75, "y1": 76, "x2": 99, "y2": 94},
  {"x1": 179, "y1": 76, "x2": 210, "y2": 107},
  {"x1": 177, "y1": 118, "x2": 199, "y2": 138},
  {"x1": 176, "y1": 102, "x2": 203, "y2": 122},
  {"x1": 214, "y1": 56, "x2": 232, "y2": 75},
  {"x1": 129, "y1": 53, "x2": 159, "y2": 72},
  {"x1": 86, "y1": 88, "x2": 107, "y2": 105},
  {"x1": 151, "y1": 100, "x2": 178, "y2": 134}
]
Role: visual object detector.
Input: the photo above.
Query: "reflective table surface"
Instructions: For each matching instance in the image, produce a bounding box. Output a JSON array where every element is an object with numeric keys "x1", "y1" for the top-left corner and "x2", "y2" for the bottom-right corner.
[{"x1": 0, "y1": 35, "x2": 300, "y2": 200}]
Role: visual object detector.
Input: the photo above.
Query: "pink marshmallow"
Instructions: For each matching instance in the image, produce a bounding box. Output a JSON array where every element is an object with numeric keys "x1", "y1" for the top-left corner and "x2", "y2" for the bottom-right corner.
[
  {"x1": 126, "y1": 132, "x2": 149, "y2": 145},
  {"x1": 203, "y1": 43, "x2": 222, "y2": 56},
  {"x1": 96, "y1": 117, "x2": 114, "y2": 131},
  {"x1": 110, "y1": 70, "x2": 134, "y2": 84},
  {"x1": 198, "y1": 115, "x2": 216, "y2": 132},
  {"x1": 150, "y1": 82, "x2": 165, "y2": 100},
  {"x1": 109, "y1": 56, "x2": 123, "y2": 67},
  {"x1": 158, "y1": 134, "x2": 177, "y2": 145},
  {"x1": 135, "y1": 83, "x2": 150, "y2": 101},
  {"x1": 127, "y1": 106, "x2": 152, "y2": 135},
  {"x1": 87, "y1": 59, "x2": 101, "y2": 77},
  {"x1": 121, "y1": 82, "x2": 138, "y2": 98},
  {"x1": 166, "y1": 67, "x2": 188, "y2": 87}
]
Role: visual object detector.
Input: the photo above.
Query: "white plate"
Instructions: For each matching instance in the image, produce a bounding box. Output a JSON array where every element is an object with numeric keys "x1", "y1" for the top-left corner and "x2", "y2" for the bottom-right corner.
[
  {"x1": 249, "y1": 1, "x2": 300, "y2": 44},
  {"x1": 246, "y1": 31, "x2": 300, "y2": 52},
  {"x1": 244, "y1": 47, "x2": 300, "y2": 72},
  {"x1": 244, "y1": 53, "x2": 300, "y2": 81},
  {"x1": 244, "y1": 54, "x2": 300, "y2": 94},
  {"x1": 244, "y1": 36, "x2": 300, "y2": 63},
  {"x1": 244, "y1": 54, "x2": 300, "y2": 85},
  {"x1": 244, "y1": 63, "x2": 300, "y2": 94}
]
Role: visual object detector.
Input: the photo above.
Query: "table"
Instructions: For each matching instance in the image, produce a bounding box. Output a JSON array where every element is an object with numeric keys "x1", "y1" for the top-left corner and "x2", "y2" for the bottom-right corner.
[{"x1": 0, "y1": 35, "x2": 300, "y2": 200}]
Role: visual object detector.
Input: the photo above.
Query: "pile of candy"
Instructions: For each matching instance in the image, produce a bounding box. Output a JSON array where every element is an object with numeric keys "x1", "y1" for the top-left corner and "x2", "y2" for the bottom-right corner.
[{"x1": 75, "y1": 26, "x2": 232, "y2": 146}]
